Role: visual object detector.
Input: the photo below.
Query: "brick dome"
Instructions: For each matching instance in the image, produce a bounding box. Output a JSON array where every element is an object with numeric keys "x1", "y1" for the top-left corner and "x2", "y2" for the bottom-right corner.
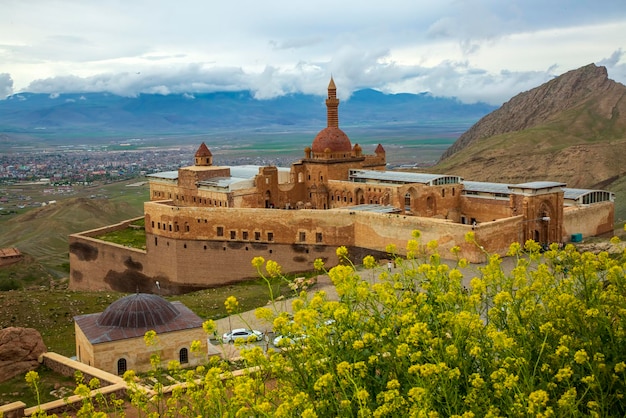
[
  {"x1": 97, "y1": 293, "x2": 180, "y2": 328},
  {"x1": 311, "y1": 127, "x2": 352, "y2": 153}
]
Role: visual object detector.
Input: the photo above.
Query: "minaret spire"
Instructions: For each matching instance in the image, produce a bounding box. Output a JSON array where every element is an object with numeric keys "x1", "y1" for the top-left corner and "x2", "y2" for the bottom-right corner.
[{"x1": 326, "y1": 76, "x2": 339, "y2": 128}]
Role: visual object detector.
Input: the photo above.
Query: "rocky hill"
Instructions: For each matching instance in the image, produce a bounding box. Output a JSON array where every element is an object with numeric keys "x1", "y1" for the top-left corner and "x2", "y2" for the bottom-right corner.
[{"x1": 434, "y1": 64, "x2": 626, "y2": 193}]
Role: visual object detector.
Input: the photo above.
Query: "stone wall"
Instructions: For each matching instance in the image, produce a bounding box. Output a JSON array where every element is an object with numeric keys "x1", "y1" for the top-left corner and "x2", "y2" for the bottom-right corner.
[
  {"x1": 70, "y1": 198, "x2": 616, "y2": 293},
  {"x1": 84, "y1": 328, "x2": 207, "y2": 375},
  {"x1": 563, "y1": 202, "x2": 615, "y2": 241},
  {"x1": 69, "y1": 234, "x2": 150, "y2": 292},
  {"x1": 459, "y1": 195, "x2": 512, "y2": 223}
]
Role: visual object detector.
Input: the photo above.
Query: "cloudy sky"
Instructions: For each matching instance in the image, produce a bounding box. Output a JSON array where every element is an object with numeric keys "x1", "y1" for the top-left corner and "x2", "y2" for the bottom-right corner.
[{"x1": 1, "y1": 0, "x2": 625, "y2": 104}]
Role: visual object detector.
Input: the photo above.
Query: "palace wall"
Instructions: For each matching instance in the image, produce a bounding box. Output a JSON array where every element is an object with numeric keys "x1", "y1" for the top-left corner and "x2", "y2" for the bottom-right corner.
[
  {"x1": 69, "y1": 234, "x2": 151, "y2": 292},
  {"x1": 563, "y1": 202, "x2": 615, "y2": 240},
  {"x1": 70, "y1": 198, "x2": 615, "y2": 294},
  {"x1": 458, "y1": 195, "x2": 512, "y2": 223}
]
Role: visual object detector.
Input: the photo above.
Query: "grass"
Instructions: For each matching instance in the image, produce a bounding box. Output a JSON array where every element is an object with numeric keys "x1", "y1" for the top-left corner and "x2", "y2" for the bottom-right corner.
[
  {"x1": 0, "y1": 255, "x2": 54, "y2": 290},
  {"x1": 0, "y1": 365, "x2": 75, "y2": 408},
  {"x1": 0, "y1": 179, "x2": 148, "y2": 276},
  {"x1": 95, "y1": 221, "x2": 147, "y2": 250},
  {"x1": 0, "y1": 273, "x2": 307, "y2": 358}
]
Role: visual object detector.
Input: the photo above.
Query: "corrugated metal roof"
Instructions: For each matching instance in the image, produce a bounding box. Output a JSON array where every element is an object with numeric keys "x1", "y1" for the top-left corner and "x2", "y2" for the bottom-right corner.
[
  {"x1": 147, "y1": 171, "x2": 178, "y2": 180},
  {"x1": 462, "y1": 181, "x2": 511, "y2": 194},
  {"x1": 511, "y1": 181, "x2": 567, "y2": 189},
  {"x1": 228, "y1": 165, "x2": 290, "y2": 178},
  {"x1": 338, "y1": 204, "x2": 401, "y2": 213},
  {"x1": 197, "y1": 176, "x2": 249, "y2": 188},
  {"x1": 350, "y1": 170, "x2": 460, "y2": 185}
]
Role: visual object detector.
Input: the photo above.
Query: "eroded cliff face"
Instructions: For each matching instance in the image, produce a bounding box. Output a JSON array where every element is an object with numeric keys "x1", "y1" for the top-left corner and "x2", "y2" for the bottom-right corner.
[
  {"x1": 440, "y1": 64, "x2": 625, "y2": 162},
  {"x1": 434, "y1": 64, "x2": 626, "y2": 190}
]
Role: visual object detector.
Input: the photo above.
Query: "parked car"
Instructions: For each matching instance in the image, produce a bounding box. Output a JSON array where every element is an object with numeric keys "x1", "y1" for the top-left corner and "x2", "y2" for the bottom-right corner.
[
  {"x1": 273, "y1": 333, "x2": 308, "y2": 346},
  {"x1": 222, "y1": 328, "x2": 263, "y2": 344}
]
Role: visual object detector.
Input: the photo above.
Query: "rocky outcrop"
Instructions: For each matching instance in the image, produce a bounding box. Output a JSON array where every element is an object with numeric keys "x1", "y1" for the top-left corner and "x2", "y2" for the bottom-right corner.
[
  {"x1": 0, "y1": 327, "x2": 46, "y2": 383},
  {"x1": 439, "y1": 64, "x2": 625, "y2": 161}
]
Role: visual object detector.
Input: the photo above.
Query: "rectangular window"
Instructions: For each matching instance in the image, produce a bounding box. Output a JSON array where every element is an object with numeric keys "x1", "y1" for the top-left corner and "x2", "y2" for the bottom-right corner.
[
  {"x1": 267, "y1": 232, "x2": 274, "y2": 241},
  {"x1": 242, "y1": 231, "x2": 249, "y2": 240},
  {"x1": 316, "y1": 232, "x2": 323, "y2": 243},
  {"x1": 217, "y1": 226, "x2": 224, "y2": 237},
  {"x1": 255, "y1": 231, "x2": 261, "y2": 240},
  {"x1": 299, "y1": 232, "x2": 306, "y2": 242},
  {"x1": 230, "y1": 230, "x2": 236, "y2": 239}
]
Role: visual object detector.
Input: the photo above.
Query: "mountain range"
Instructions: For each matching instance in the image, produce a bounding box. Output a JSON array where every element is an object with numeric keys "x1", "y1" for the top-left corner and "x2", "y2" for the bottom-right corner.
[{"x1": 0, "y1": 89, "x2": 496, "y2": 144}]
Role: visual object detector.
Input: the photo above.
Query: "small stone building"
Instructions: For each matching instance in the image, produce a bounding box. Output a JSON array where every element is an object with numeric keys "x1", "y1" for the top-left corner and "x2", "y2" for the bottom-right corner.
[{"x1": 74, "y1": 293, "x2": 207, "y2": 375}]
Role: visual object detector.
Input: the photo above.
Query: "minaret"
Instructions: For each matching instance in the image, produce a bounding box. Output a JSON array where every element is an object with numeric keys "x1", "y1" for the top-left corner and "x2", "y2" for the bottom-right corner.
[{"x1": 326, "y1": 77, "x2": 339, "y2": 128}]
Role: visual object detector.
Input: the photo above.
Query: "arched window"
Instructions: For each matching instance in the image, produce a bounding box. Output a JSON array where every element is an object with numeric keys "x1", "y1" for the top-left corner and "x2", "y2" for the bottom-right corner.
[
  {"x1": 117, "y1": 358, "x2": 127, "y2": 375},
  {"x1": 179, "y1": 348, "x2": 189, "y2": 364}
]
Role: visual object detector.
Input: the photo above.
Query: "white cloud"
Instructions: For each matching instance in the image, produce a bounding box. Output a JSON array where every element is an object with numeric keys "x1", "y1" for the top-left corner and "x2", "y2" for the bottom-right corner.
[
  {"x1": 0, "y1": 73, "x2": 13, "y2": 98},
  {"x1": 0, "y1": 1, "x2": 625, "y2": 104}
]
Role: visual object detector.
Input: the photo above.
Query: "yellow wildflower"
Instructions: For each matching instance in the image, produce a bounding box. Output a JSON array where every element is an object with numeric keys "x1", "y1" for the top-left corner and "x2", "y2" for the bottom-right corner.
[
  {"x1": 202, "y1": 320, "x2": 216, "y2": 335},
  {"x1": 336, "y1": 246, "x2": 349, "y2": 259},
  {"x1": 574, "y1": 349, "x2": 589, "y2": 364},
  {"x1": 224, "y1": 296, "x2": 239, "y2": 314},
  {"x1": 251, "y1": 256, "x2": 265, "y2": 268}
]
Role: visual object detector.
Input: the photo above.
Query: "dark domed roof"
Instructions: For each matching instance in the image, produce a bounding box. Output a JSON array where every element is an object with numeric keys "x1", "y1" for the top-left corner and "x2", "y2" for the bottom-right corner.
[
  {"x1": 311, "y1": 127, "x2": 352, "y2": 153},
  {"x1": 97, "y1": 293, "x2": 180, "y2": 328}
]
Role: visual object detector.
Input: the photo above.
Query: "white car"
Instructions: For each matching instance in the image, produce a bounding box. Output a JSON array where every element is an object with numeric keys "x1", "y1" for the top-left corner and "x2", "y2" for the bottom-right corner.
[
  {"x1": 222, "y1": 328, "x2": 264, "y2": 344},
  {"x1": 273, "y1": 334, "x2": 307, "y2": 347}
]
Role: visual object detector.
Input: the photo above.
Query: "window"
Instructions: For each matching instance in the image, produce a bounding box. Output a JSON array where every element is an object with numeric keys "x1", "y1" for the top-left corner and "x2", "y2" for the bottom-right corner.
[
  {"x1": 267, "y1": 232, "x2": 274, "y2": 241},
  {"x1": 316, "y1": 232, "x2": 323, "y2": 243},
  {"x1": 255, "y1": 231, "x2": 261, "y2": 240},
  {"x1": 230, "y1": 230, "x2": 236, "y2": 239},
  {"x1": 299, "y1": 232, "x2": 306, "y2": 242},
  {"x1": 179, "y1": 348, "x2": 189, "y2": 364},
  {"x1": 117, "y1": 358, "x2": 127, "y2": 375},
  {"x1": 242, "y1": 231, "x2": 249, "y2": 240},
  {"x1": 217, "y1": 226, "x2": 224, "y2": 237}
]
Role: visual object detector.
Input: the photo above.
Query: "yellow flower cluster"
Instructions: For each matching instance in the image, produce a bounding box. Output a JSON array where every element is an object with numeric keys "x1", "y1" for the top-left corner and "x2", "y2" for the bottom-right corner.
[{"x1": 45, "y1": 232, "x2": 626, "y2": 417}]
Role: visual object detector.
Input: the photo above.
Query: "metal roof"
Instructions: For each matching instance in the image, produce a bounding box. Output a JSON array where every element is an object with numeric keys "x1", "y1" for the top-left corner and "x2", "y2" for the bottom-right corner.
[
  {"x1": 510, "y1": 181, "x2": 567, "y2": 189},
  {"x1": 349, "y1": 169, "x2": 461, "y2": 185},
  {"x1": 147, "y1": 171, "x2": 178, "y2": 180},
  {"x1": 338, "y1": 204, "x2": 401, "y2": 213},
  {"x1": 197, "y1": 176, "x2": 250, "y2": 188},
  {"x1": 462, "y1": 181, "x2": 511, "y2": 194}
]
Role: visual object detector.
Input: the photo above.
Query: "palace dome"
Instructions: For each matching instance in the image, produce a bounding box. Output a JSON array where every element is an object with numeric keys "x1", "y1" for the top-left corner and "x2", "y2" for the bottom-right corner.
[
  {"x1": 311, "y1": 127, "x2": 352, "y2": 153},
  {"x1": 97, "y1": 293, "x2": 180, "y2": 328}
]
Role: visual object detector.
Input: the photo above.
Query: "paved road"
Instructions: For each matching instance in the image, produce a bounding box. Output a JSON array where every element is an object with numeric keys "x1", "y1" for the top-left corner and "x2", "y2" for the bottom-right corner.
[{"x1": 209, "y1": 257, "x2": 514, "y2": 359}]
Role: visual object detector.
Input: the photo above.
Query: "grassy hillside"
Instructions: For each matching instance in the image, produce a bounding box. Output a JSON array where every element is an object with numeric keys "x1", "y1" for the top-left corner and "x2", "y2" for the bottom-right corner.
[
  {"x1": 0, "y1": 180, "x2": 148, "y2": 278},
  {"x1": 0, "y1": 275, "x2": 297, "y2": 357}
]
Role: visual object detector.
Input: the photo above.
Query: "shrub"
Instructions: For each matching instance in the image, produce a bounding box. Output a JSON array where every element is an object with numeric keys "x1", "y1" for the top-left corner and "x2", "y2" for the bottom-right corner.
[{"x1": 27, "y1": 230, "x2": 626, "y2": 417}]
